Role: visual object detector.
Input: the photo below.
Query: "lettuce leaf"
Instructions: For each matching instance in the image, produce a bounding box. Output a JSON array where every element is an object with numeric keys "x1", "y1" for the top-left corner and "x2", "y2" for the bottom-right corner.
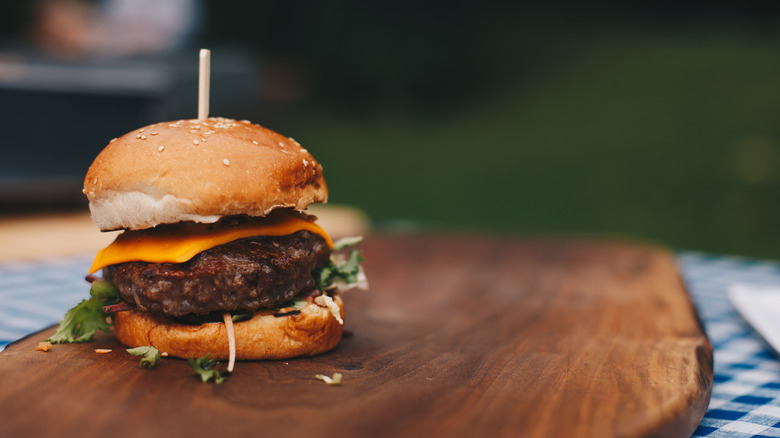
[
  {"x1": 316, "y1": 236, "x2": 367, "y2": 292},
  {"x1": 126, "y1": 346, "x2": 161, "y2": 369},
  {"x1": 188, "y1": 354, "x2": 229, "y2": 383},
  {"x1": 333, "y1": 236, "x2": 364, "y2": 251},
  {"x1": 47, "y1": 280, "x2": 120, "y2": 344}
]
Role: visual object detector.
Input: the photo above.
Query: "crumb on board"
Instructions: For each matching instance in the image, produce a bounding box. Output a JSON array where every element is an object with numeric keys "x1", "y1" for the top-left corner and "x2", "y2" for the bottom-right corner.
[
  {"x1": 315, "y1": 373, "x2": 343, "y2": 385},
  {"x1": 95, "y1": 349, "x2": 112, "y2": 354},
  {"x1": 35, "y1": 341, "x2": 51, "y2": 352}
]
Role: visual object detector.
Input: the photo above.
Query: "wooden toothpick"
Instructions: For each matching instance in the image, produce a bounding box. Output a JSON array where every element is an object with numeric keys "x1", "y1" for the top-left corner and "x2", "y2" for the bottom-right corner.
[{"x1": 198, "y1": 49, "x2": 211, "y2": 121}]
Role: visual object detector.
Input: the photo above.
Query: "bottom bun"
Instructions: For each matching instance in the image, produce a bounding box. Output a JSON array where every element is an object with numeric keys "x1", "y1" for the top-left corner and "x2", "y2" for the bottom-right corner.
[{"x1": 114, "y1": 295, "x2": 344, "y2": 360}]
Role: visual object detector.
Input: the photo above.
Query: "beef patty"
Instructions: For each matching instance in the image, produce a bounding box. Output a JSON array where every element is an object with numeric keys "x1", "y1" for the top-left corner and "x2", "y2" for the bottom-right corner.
[{"x1": 104, "y1": 230, "x2": 331, "y2": 317}]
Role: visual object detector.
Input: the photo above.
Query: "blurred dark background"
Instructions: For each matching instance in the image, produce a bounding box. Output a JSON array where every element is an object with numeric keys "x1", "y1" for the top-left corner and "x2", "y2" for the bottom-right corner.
[{"x1": 1, "y1": 0, "x2": 780, "y2": 258}]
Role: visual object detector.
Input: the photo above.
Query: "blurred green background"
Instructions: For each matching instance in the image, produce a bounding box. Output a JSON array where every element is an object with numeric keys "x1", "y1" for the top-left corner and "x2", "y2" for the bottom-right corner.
[
  {"x1": 215, "y1": 2, "x2": 780, "y2": 259},
  {"x1": 2, "y1": 1, "x2": 780, "y2": 259}
]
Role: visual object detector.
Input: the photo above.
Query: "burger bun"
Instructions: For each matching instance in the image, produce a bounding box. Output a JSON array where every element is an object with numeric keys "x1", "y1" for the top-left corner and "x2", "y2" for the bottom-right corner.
[
  {"x1": 114, "y1": 296, "x2": 344, "y2": 360},
  {"x1": 83, "y1": 118, "x2": 328, "y2": 231}
]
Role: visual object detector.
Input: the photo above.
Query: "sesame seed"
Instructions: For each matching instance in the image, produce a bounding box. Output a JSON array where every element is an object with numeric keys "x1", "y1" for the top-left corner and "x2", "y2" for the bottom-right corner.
[
  {"x1": 158, "y1": 146, "x2": 165, "y2": 152},
  {"x1": 151, "y1": 131, "x2": 158, "y2": 135},
  {"x1": 303, "y1": 159, "x2": 309, "y2": 166},
  {"x1": 193, "y1": 140, "x2": 199, "y2": 145},
  {"x1": 139, "y1": 129, "x2": 145, "y2": 133},
  {"x1": 253, "y1": 140, "x2": 259, "y2": 145},
  {"x1": 201, "y1": 138, "x2": 207, "y2": 142},
  {"x1": 140, "y1": 135, "x2": 147, "y2": 140},
  {"x1": 278, "y1": 142, "x2": 285, "y2": 147},
  {"x1": 223, "y1": 159, "x2": 230, "y2": 166},
  {"x1": 136, "y1": 134, "x2": 141, "y2": 139}
]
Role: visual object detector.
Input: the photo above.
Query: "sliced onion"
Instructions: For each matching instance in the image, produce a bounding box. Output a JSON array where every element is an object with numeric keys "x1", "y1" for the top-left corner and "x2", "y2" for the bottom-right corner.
[{"x1": 222, "y1": 312, "x2": 236, "y2": 372}]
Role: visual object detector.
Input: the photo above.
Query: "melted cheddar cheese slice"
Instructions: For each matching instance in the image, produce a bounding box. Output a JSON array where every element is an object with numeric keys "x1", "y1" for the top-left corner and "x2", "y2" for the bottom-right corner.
[{"x1": 89, "y1": 210, "x2": 332, "y2": 273}]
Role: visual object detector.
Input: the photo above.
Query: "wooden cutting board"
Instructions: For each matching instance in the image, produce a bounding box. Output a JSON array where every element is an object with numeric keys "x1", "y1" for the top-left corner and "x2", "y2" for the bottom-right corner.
[{"x1": 0, "y1": 236, "x2": 712, "y2": 438}]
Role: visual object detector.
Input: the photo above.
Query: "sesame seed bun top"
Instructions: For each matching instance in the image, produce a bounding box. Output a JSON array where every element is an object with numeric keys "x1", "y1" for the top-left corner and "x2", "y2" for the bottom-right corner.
[{"x1": 83, "y1": 118, "x2": 328, "y2": 231}]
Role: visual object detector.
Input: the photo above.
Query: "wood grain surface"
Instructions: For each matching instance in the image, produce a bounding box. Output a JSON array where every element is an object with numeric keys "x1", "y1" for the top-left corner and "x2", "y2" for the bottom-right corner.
[{"x1": 0, "y1": 235, "x2": 712, "y2": 438}]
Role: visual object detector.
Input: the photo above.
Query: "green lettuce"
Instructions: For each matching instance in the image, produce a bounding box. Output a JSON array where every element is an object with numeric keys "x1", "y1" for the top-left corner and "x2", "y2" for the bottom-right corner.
[
  {"x1": 47, "y1": 280, "x2": 120, "y2": 344},
  {"x1": 188, "y1": 354, "x2": 229, "y2": 384},
  {"x1": 316, "y1": 236, "x2": 367, "y2": 292},
  {"x1": 127, "y1": 346, "x2": 161, "y2": 369}
]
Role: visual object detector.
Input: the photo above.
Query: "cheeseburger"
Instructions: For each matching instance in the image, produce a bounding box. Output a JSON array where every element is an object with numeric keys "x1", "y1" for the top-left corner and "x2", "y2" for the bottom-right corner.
[{"x1": 68, "y1": 117, "x2": 364, "y2": 367}]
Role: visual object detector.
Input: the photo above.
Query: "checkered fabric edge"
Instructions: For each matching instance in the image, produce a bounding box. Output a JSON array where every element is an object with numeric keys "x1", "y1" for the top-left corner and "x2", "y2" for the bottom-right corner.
[
  {"x1": 679, "y1": 252, "x2": 780, "y2": 438},
  {"x1": 0, "y1": 254, "x2": 93, "y2": 350}
]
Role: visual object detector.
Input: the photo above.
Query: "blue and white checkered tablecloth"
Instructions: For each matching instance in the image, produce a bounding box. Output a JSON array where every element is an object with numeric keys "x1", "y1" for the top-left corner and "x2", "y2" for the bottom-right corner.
[
  {"x1": 0, "y1": 255, "x2": 92, "y2": 349},
  {"x1": 2, "y1": 250, "x2": 780, "y2": 436},
  {"x1": 679, "y1": 252, "x2": 780, "y2": 437}
]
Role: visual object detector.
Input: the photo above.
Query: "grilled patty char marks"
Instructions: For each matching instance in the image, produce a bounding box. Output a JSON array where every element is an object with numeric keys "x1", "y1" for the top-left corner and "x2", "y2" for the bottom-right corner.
[{"x1": 104, "y1": 230, "x2": 331, "y2": 317}]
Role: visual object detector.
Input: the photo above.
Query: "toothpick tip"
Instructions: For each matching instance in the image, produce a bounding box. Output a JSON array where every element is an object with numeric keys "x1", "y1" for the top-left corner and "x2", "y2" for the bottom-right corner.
[{"x1": 198, "y1": 49, "x2": 211, "y2": 121}]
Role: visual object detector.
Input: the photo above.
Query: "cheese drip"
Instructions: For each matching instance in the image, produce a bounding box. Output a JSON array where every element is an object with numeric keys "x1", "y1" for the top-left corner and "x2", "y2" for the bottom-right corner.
[{"x1": 89, "y1": 210, "x2": 332, "y2": 273}]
